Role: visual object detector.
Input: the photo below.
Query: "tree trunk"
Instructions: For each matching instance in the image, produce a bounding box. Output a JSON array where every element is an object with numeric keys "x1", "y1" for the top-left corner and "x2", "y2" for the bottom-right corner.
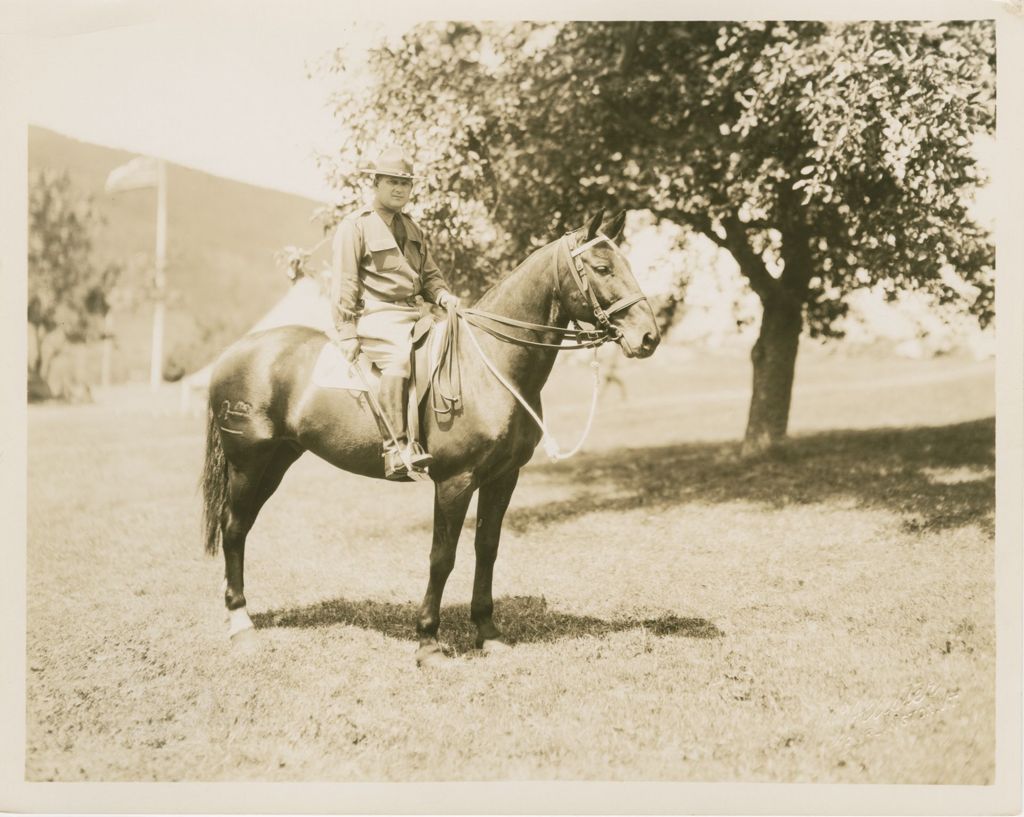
[
  {"x1": 742, "y1": 290, "x2": 804, "y2": 456},
  {"x1": 31, "y1": 325, "x2": 46, "y2": 376}
]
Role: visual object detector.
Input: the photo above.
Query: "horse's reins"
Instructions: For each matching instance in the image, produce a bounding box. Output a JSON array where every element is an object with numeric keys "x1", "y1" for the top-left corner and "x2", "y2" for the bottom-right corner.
[
  {"x1": 454, "y1": 232, "x2": 646, "y2": 350},
  {"x1": 429, "y1": 232, "x2": 649, "y2": 460}
]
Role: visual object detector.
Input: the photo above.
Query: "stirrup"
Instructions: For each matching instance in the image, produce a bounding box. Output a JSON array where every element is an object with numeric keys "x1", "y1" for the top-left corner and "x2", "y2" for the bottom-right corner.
[
  {"x1": 384, "y1": 448, "x2": 412, "y2": 481},
  {"x1": 407, "y1": 441, "x2": 433, "y2": 468}
]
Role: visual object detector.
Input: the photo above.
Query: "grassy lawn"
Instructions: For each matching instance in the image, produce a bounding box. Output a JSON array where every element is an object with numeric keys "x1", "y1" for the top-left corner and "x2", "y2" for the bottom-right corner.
[{"x1": 26, "y1": 350, "x2": 995, "y2": 782}]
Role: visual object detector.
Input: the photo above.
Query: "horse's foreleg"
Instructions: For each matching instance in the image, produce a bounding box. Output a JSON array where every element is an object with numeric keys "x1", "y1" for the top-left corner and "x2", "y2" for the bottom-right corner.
[
  {"x1": 416, "y1": 473, "x2": 475, "y2": 666},
  {"x1": 472, "y1": 468, "x2": 520, "y2": 651}
]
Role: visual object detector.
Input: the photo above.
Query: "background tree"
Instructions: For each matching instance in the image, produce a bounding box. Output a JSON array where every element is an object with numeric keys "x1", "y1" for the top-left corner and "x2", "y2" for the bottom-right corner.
[
  {"x1": 28, "y1": 169, "x2": 121, "y2": 390},
  {"x1": 319, "y1": 20, "x2": 994, "y2": 453}
]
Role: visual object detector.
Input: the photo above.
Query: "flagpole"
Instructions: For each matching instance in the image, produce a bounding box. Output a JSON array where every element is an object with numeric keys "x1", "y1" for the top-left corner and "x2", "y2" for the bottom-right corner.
[
  {"x1": 101, "y1": 311, "x2": 113, "y2": 389},
  {"x1": 150, "y1": 159, "x2": 167, "y2": 392}
]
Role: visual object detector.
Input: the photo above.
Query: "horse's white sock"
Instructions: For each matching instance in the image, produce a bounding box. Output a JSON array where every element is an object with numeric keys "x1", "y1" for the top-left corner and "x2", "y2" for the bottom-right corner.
[{"x1": 228, "y1": 607, "x2": 254, "y2": 637}]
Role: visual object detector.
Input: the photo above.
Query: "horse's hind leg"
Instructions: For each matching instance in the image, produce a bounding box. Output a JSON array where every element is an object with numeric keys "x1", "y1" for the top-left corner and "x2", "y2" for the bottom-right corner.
[
  {"x1": 223, "y1": 442, "x2": 303, "y2": 641},
  {"x1": 472, "y1": 468, "x2": 519, "y2": 651}
]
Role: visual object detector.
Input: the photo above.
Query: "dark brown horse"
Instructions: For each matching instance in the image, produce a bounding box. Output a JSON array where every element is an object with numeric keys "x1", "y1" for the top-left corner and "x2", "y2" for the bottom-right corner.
[{"x1": 200, "y1": 211, "x2": 660, "y2": 665}]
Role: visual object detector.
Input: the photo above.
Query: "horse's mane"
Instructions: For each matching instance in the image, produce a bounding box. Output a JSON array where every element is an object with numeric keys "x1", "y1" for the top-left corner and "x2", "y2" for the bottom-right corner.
[{"x1": 473, "y1": 236, "x2": 562, "y2": 304}]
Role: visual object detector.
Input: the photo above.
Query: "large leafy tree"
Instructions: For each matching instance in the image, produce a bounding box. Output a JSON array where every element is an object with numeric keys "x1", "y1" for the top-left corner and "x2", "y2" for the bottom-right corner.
[
  {"x1": 319, "y1": 20, "x2": 994, "y2": 453},
  {"x1": 28, "y1": 169, "x2": 121, "y2": 383}
]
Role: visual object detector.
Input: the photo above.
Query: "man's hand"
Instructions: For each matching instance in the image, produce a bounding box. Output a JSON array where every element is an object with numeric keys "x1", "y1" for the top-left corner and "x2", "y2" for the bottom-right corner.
[
  {"x1": 438, "y1": 291, "x2": 460, "y2": 310},
  {"x1": 338, "y1": 338, "x2": 360, "y2": 362}
]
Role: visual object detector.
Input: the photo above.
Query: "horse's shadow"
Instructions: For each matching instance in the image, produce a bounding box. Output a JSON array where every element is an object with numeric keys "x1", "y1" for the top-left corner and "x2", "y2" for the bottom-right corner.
[{"x1": 250, "y1": 595, "x2": 721, "y2": 654}]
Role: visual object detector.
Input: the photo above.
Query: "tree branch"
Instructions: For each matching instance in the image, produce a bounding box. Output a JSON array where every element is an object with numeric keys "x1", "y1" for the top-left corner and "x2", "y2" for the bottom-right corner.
[
  {"x1": 678, "y1": 212, "x2": 778, "y2": 301},
  {"x1": 616, "y1": 22, "x2": 642, "y2": 72},
  {"x1": 33, "y1": 324, "x2": 46, "y2": 376}
]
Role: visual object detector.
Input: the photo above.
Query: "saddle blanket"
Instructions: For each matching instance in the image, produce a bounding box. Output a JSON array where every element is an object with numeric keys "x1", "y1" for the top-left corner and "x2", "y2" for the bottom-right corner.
[
  {"x1": 311, "y1": 320, "x2": 448, "y2": 397},
  {"x1": 311, "y1": 346, "x2": 376, "y2": 392}
]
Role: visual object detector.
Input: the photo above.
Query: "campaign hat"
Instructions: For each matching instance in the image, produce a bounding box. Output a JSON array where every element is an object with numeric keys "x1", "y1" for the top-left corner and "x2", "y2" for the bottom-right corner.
[{"x1": 358, "y1": 146, "x2": 418, "y2": 179}]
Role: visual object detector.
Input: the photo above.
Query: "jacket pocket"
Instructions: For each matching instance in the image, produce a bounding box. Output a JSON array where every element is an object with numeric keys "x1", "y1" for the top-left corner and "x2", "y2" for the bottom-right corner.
[{"x1": 367, "y1": 237, "x2": 403, "y2": 272}]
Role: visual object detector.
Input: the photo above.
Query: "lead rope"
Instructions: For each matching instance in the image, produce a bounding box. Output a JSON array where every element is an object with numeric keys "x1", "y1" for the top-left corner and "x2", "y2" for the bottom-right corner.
[{"x1": 461, "y1": 316, "x2": 602, "y2": 462}]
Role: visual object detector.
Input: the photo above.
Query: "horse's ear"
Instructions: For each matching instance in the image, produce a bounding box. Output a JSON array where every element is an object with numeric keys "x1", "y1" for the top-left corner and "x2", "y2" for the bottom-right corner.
[
  {"x1": 585, "y1": 210, "x2": 604, "y2": 241},
  {"x1": 604, "y1": 210, "x2": 627, "y2": 242}
]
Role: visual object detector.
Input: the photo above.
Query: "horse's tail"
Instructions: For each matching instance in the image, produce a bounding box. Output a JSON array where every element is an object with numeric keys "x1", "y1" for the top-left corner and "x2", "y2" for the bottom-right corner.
[{"x1": 200, "y1": 405, "x2": 229, "y2": 556}]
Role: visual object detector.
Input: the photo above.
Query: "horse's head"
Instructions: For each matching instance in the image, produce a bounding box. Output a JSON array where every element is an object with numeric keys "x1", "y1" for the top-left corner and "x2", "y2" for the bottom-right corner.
[{"x1": 558, "y1": 211, "x2": 660, "y2": 359}]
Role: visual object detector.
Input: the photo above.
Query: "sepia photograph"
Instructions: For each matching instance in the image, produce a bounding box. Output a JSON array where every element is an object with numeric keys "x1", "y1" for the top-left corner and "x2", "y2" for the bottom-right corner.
[{"x1": 2, "y1": 0, "x2": 1021, "y2": 813}]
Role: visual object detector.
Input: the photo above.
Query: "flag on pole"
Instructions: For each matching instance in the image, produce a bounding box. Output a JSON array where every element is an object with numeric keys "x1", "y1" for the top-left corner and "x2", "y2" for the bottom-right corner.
[
  {"x1": 104, "y1": 156, "x2": 160, "y2": 193},
  {"x1": 104, "y1": 155, "x2": 169, "y2": 390}
]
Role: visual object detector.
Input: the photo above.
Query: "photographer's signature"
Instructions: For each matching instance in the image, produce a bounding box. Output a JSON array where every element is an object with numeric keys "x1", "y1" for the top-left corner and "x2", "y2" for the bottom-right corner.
[{"x1": 830, "y1": 683, "x2": 961, "y2": 748}]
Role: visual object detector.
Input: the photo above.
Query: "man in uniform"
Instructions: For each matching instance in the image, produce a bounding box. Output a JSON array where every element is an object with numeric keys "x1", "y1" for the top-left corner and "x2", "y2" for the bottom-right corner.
[{"x1": 331, "y1": 146, "x2": 459, "y2": 480}]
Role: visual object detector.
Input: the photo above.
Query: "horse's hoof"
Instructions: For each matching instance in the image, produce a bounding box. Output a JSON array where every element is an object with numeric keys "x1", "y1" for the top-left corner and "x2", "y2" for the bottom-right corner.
[
  {"x1": 415, "y1": 644, "x2": 450, "y2": 669},
  {"x1": 230, "y1": 627, "x2": 259, "y2": 652},
  {"x1": 480, "y1": 638, "x2": 512, "y2": 654}
]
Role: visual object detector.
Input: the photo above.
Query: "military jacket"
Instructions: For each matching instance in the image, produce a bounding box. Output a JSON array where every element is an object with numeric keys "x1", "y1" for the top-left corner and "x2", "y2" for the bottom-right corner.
[{"x1": 330, "y1": 205, "x2": 450, "y2": 340}]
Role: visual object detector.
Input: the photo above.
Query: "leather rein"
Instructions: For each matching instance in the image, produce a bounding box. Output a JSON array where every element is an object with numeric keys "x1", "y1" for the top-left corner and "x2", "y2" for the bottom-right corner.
[
  {"x1": 459, "y1": 231, "x2": 647, "y2": 350},
  {"x1": 429, "y1": 232, "x2": 649, "y2": 415}
]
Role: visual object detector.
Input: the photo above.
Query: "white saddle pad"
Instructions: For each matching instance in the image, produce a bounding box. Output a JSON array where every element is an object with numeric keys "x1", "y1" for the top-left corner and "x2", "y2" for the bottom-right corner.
[
  {"x1": 312, "y1": 319, "x2": 449, "y2": 392},
  {"x1": 312, "y1": 344, "x2": 376, "y2": 391}
]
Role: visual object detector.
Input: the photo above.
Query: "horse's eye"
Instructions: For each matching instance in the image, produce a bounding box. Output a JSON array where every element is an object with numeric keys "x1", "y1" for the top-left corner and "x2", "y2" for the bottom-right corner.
[{"x1": 593, "y1": 265, "x2": 612, "y2": 275}]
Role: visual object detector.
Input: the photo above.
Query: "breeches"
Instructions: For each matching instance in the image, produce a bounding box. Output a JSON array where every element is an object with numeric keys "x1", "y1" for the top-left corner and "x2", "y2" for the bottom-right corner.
[{"x1": 356, "y1": 298, "x2": 419, "y2": 376}]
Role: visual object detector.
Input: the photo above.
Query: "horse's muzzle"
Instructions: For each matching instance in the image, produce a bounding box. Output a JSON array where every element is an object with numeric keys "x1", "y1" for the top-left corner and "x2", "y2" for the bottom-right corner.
[
  {"x1": 618, "y1": 329, "x2": 659, "y2": 359},
  {"x1": 638, "y1": 330, "x2": 659, "y2": 358}
]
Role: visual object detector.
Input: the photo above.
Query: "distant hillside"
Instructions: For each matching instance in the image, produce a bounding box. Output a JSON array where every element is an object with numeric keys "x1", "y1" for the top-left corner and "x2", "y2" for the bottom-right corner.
[{"x1": 28, "y1": 126, "x2": 330, "y2": 382}]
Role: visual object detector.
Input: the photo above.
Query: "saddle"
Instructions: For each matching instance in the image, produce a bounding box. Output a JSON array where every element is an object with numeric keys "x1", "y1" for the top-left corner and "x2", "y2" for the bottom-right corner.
[{"x1": 312, "y1": 312, "x2": 447, "y2": 444}]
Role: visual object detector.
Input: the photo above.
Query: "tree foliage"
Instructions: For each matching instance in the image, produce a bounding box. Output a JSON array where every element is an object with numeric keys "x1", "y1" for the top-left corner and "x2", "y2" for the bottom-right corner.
[
  {"x1": 28, "y1": 169, "x2": 121, "y2": 377},
  {"x1": 318, "y1": 20, "x2": 994, "y2": 448},
  {"x1": 322, "y1": 20, "x2": 992, "y2": 315}
]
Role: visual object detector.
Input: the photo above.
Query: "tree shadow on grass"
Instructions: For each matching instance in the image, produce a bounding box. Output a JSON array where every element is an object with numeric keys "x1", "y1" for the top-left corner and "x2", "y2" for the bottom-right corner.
[
  {"x1": 251, "y1": 594, "x2": 721, "y2": 654},
  {"x1": 509, "y1": 418, "x2": 995, "y2": 535}
]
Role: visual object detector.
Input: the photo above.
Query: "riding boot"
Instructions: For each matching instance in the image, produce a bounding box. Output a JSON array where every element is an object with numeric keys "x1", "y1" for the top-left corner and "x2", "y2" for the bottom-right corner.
[
  {"x1": 379, "y1": 374, "x2": 410, "y2": 480},
  {"x1": 379, "y1": 375, "x2": 432, "y2": 479}
]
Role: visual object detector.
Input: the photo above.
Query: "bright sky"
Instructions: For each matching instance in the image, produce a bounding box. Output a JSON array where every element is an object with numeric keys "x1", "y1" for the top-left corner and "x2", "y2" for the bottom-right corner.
[
  {"x1": 23, "y1": 0, "x2": 997, "y2": 227},
  {"x1": 25, "y1": 1, "x2": 412, "y2": 202}
]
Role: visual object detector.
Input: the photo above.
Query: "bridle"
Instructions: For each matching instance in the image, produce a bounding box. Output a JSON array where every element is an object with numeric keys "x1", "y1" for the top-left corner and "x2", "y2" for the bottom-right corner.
[
  {"x1": 430, "y1": 230, "x2": 650, "y2": 417},
  {"x1": 455, "y1": 231, "x2": 649, "y2": 350},
  {"x1": 560, "y1": 231, "x2": 649, "y2": 343}
]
